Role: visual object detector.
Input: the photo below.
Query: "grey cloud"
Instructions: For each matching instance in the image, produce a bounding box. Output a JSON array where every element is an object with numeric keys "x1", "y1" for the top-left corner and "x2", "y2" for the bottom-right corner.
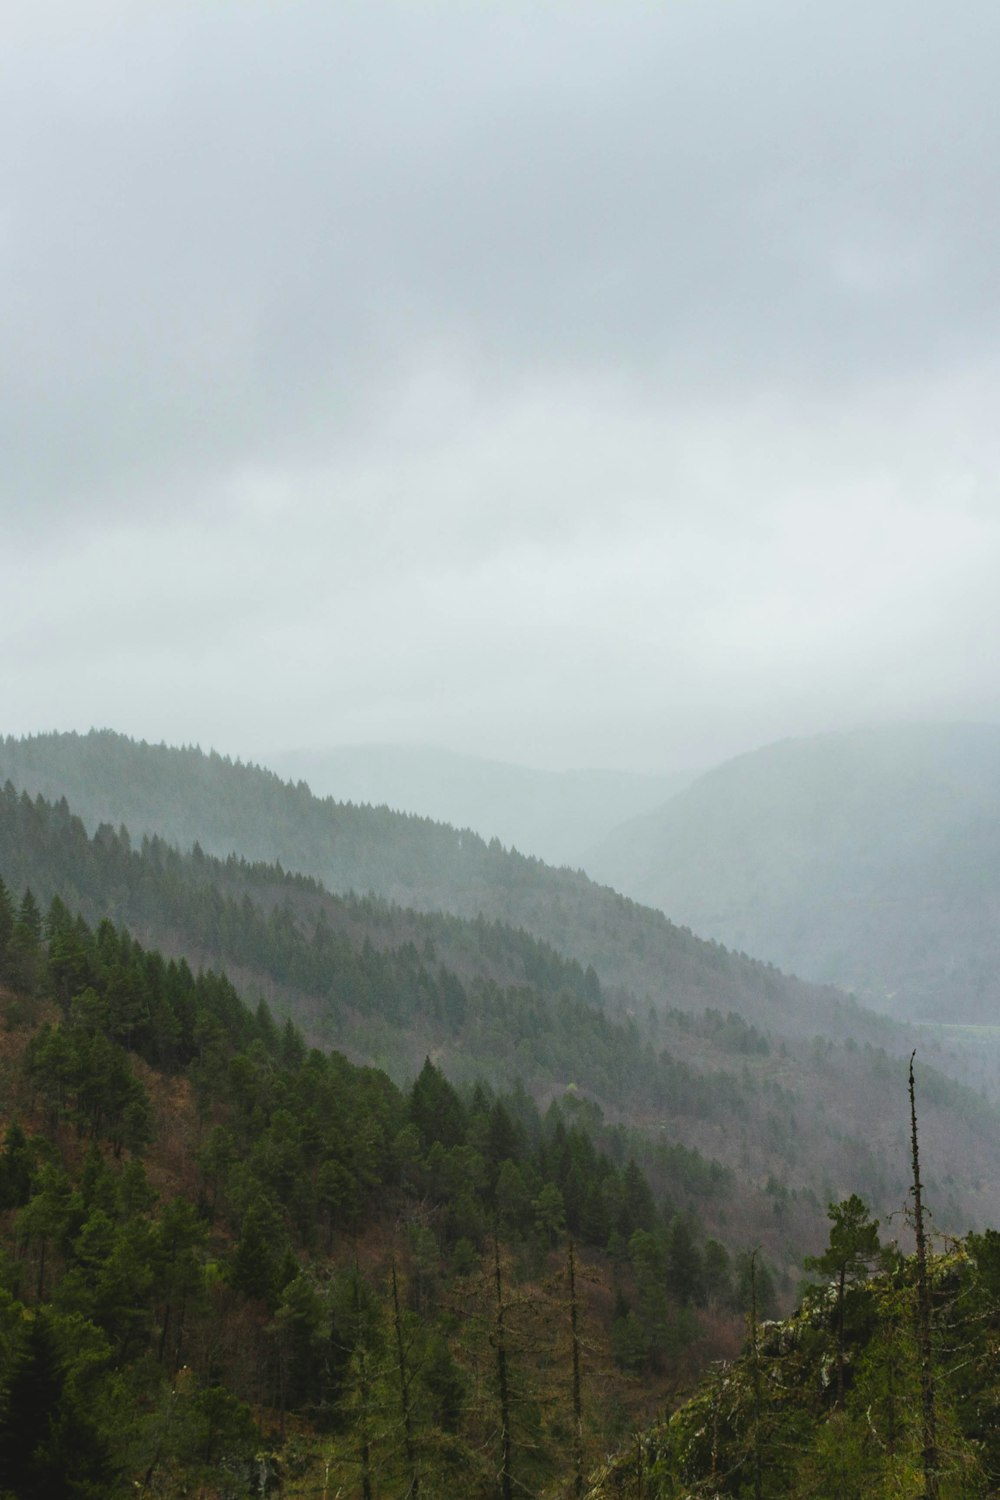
[
  {"x1": 4, "y1": 1, "x2": 1000, "y2": 773},
  {"x1": 5, "y1": 0, "x2": 1000, "y2": 532}
]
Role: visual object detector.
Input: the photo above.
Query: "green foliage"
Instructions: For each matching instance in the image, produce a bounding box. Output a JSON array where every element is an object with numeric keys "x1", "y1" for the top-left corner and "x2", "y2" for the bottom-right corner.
[
  {"x1": 8, "y1": 742, "x2": 998, "y2": 1282},
  {"x1": 0, "y1": 879, "x2": 736, "y2": 1496},
  {"x1": 803, "y1": 1194, "x2": 881, "y2": 1286},
  {"x1": 591, "y1": 1240, "x2": 1000, "y2": 1499},
  {"x1": 0, "y1": 1122, "x2": 35, "y2": 1210},
  {"x1": 0, "y1": 780, "x2": 751, "y2": 1165},
  {"x1": 0, "y1": 1308, "x2": 116, "y2": 1499}
]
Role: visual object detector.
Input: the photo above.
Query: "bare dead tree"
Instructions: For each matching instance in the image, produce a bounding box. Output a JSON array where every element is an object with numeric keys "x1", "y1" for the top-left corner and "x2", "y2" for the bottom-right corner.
[
  {"x1": 352, "y1": 1259, "x2": 374, "y2": 1500},
  {"x1": 391, "y1": 1255, "x2": 419, "y2": 1499},
  {"x1": 909, "y1": 1051, "x2": 939, "y2": 1500},
  {"x1": 749, "y1": 1247, "x2": 763, "y2": 1500},
  {"x1": 567, "y1": 1238, "x2": 584, "y2": 1498},
  {"x1": 493, "y1": 1229, "x2": 514, "y2": 1500}
]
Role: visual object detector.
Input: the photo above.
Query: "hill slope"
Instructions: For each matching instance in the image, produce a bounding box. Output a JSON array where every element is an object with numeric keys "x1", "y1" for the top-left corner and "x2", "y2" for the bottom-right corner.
[
  {"x1": 587, "y1": 1229, "x2": 1000, "y2": 1497},
  {"x1": 587, "y1": 723, "x2": 1000, "y2": 1023},
  {"x1": 0, "y1": 909, "x2": 725, "y2": 1498},
  {"x1": 4, "y1": 776, "x2": 1000, "y2": 1265},
  {"x1": 0, "y1": 729, "x2": 875, "y2": 1042}
]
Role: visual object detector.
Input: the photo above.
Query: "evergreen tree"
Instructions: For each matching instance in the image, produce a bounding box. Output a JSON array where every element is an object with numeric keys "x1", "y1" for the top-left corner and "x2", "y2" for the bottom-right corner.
[
  {"x1": 409, "y1": 1058, "x2": 467, "y2": 1151},
  {"x1": 0, "y1": 1309, "x2": 115, "y2": 1499},
  {"x1": 0, "y1": 1121, "x2": 34, "y2": 1210},
  {"x1": 803, "y1": 1194, "x2": 880, "y2": 1405},
  {"x1": 0, "y1": 876, "x2": 14, "y2": 971}
]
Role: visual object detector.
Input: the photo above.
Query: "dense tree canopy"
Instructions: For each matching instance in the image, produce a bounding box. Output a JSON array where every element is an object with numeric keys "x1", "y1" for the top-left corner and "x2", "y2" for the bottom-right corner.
[{"x1": 0, "y1": 885, "x2": 743, "y2": 1496}]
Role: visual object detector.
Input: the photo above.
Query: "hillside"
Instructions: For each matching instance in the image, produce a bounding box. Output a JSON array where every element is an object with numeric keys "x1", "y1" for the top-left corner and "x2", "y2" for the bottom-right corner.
[
  {"x1": 263, "y1": 742, "x2": 691, "y2": 868},
  {"x1": 3, "y1": 778, "x2": 1000, "y2": 1278},
  {"x1": 0, "y1": 730, "x2": 900, "y2": 1044},
  {"x1": 3, "y1": 857, "x2": 996, "y2": 1499},
  {"x1": 586, "y1": 1226, "x2": 1000, "y2": 1497},
  {"x1": 6, "y1": 733, "x2": 1000, "y2": 1497},
  {"x1": 0, "y1": 902, "x2": 739, "y2": 1497},
  {"x1": 587, "y1": 723, "x2": 1000, "y2": 1024}
]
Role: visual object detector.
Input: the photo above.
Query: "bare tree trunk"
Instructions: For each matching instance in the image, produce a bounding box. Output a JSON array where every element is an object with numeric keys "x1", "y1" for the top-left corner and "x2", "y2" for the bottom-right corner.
[
  {"x1": 568, "y1": 1238, "x2": 584, "y2": 1498},
  {"x1": 836, "y1": 1264, "x2": 846, "y2": 1407},
  {"x1": 174, "y1": 1288, "x2": 188, "y2": 1372},
  {"x1": 391, "y1": 1256, "x2": 419, "y2": 1499},
  {"x1": 493, "y1": 1231, "x2": 513, "y2": 1500},
  {"x1": 276, "y1": 1339, "x2": 286, "y2": 1442},
  {"x1": 35, "y1": 1236, "x2": 46, "y2": 1302},
  {"x1": 909, "y1": 1052, "x2": 939, "y2": 1500},
  {"x1": 709, "y1": 1361, "x2": 725, "y2": 1486},
  {"x1": 158, "y1": 1300, "x2": 172, "y2": 1365},
  {"x1": 750, "y1": 1248, "x2": 763, "y2": 1500},
  {"x1": 353, "y1": 1262, "x2": 374, "y2": 1500}
]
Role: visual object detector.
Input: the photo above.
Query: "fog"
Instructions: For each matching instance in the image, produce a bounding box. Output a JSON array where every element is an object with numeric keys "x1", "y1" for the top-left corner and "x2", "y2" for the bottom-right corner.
[{"x1": 4, "y1": 1, "x2": 1000, "y2": 772}]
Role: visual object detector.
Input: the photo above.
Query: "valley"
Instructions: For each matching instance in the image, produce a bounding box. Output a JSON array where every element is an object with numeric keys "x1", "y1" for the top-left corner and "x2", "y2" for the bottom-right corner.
[{"x1": 1, "y1": 726, "x2": 999, "y2": 1497}]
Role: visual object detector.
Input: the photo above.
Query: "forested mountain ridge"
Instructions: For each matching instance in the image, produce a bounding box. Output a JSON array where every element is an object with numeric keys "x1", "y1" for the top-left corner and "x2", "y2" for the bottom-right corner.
[
  {"x1": 3, "y1": 778, "x2": 1000, "y2": 1280},
  {"x1": 0, "y1": 730, "x2": 910, "y2": 1042},
  {"x1": 5, "y1": 737, "x2": 1000, "y2": 1495},
  {"x1": 0, "y1": 884, "x2": 750, "y2": 1497},
  {"x1": 2, "y1": 866, "x2": 995, "y2": 1498},
  {"x1": 586, "y1": 722, "x2": 1000, "y2": 1024}
]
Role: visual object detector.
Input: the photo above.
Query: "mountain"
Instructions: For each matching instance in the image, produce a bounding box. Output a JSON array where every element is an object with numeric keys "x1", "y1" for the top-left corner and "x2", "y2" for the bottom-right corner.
[
  {"x1": 3, "y1": 880, "x2": 995, "y2": 1497},
  {"x1": 5, "y1": 728, "x2": 1000, "y2": 1497},
  {"x1": 0, "y1": 729, "x2": 872, "y2": 1043},
  {"x1": 3, "y1": 742, "x2": 1000, "y2": 1270},
  {"x1": 3, "y1": 791, "x2": 995, "y2": 1500},
  {"x1": 586, "y1": 722, "x2": 1000, "y2": 1024},
  {"x1": 263, "y1": 742, "x2": 692, "y2": 868},
  {"x1": 0, "y1": 903, "x2": 725, "y2": 1496}
]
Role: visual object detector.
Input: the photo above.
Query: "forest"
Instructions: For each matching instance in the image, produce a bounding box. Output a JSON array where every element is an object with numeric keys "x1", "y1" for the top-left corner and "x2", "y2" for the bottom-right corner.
[
  {"x1": 6, "y1": 0, "x2": 996, "y2": 1489},
  {"x1": 587, "y1": 1209, "x2": 1000, "y2": 1498},
  {"x1": 2, "y1": 765, "x2": 998, "y2": 1271},
  {"x1": 1, "y1": 741, "x2": 1000, "y2": 1496},
  {"x1": 2, "y1": 889, "x2": 996, "y2": 1497},
  {"x1": 0, "y1": 878, "x2": 756, "y2": 1497}
]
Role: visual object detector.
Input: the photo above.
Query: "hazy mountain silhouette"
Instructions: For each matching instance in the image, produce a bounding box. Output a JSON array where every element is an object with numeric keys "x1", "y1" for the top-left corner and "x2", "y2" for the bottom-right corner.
[
  {"x1": 0, "y1": 729, "x2": 879, "y2": 1041},
  {"x1": 587, "y1": 723, "x2": 1000, "y2": 1022},
  {"x1": 263, "y1": 742, "x2": 691, "y2": 868}
]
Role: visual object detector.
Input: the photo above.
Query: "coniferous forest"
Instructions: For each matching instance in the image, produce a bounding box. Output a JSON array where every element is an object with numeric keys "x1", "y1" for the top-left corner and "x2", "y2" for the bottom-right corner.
[
  {"x1": 8, "y1": 1, "x2": 1000, "y2": 1492},
  {"x1": 1, "y1": 736, "x2": 1000, "y2": 1497},
  {"x1": 0, "y1": 879, "x2": 741, "y2": 1497}
]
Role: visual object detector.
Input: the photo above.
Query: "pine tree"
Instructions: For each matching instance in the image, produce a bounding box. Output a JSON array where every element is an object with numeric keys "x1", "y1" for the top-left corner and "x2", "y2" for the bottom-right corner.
[
  {"x1": 391, "y1": 1256, "x2": 420, "y2": 1498},
  {"x1": 803, "y1": 1195, "x2": 880, "y2": 1405},
  {"x1": 0, "y1": 1310, "x2": 115, "y2": 1499}
]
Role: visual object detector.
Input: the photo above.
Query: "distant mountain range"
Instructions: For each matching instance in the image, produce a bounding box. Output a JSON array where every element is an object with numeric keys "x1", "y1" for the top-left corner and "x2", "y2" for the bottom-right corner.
[
  {"x1": 4, "y1": 725, "x2": 999, "y2": 1494},
  {"x1": 9, "y1": 724, "x2": 1000, "y2": 1029},
  {"x1": 0, "y1": 729, "x2": 876, "y2": 1042},
  {"x1": 2, "y1": 727, "x2": 999, "y2": 1260},
  {"x1": 586, "y1": 722, "x2": 1000, "y2": 1023},
  {"x1": 262, "y1": 742, "x2": 691, "y2": 868}
]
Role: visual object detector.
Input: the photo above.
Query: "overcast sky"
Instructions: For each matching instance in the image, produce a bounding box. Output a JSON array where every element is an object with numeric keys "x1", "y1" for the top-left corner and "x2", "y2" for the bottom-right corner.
[{"x1": 3, "y1": 0, "x2": 1000, "y2": 773}]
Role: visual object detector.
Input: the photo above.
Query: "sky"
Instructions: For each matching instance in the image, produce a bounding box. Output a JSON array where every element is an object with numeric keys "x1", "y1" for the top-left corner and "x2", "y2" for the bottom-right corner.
[{"x1": 3, "y1": 0, "x2": 1000, "y2": 773}]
